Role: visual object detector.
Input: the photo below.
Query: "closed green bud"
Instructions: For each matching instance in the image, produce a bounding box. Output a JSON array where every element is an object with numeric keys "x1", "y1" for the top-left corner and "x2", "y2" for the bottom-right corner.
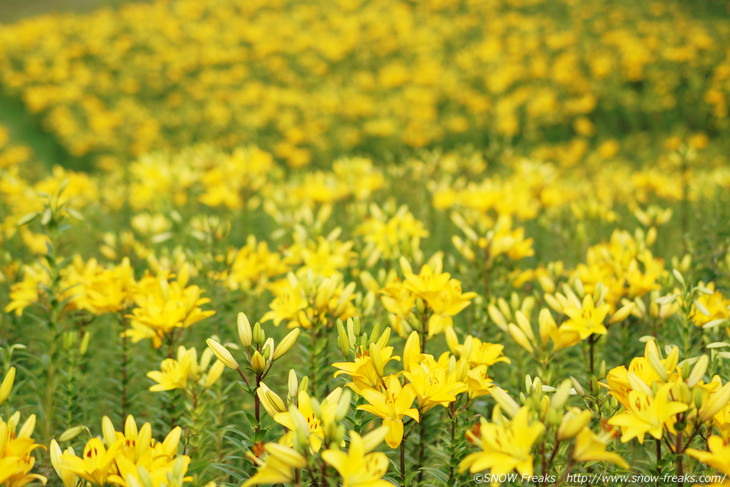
[
  {"x1": 288, "y1": 370, "x2": 299, "y2": 401},
  {"x1": 416, "y1": 298, "x2": 426, "y2": 315},
  {"x1": 79, "y1": 332, "x2": 91, "y2": 356},
  {"x1": 335, "y1": 389, "x2": 352, "y2": 421},
  {"x1": 253, "y1": 322, "x2": 265, "y2": 347},
  {"x1": 59, "y1": 425, "x2": 86, "y2": 442},
  {"x1": 687, "y1": 355, "x2": 708, "y2": 388},
  {"x1": 352, "y1": 316, "x2": 361, "y2": 336},
  {"x1": 570, "y1": 376, "x2": 586, "y2": 397},
  {"x1": 370, "y1": 343, "x2": 384, "y2": 377},
  {"x1": 262, "y1": 338, "x2": 274, "y2": 360},
  {"x1": 337, "y1": 320, "x2": 350, "y2": 356}
]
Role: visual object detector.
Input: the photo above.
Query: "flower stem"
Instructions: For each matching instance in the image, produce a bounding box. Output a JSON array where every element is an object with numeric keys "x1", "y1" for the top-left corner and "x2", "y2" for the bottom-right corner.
[
  {"x1": 656, "y1": 436, "x2": 662, "y2": 480},
  {"x1": 676, "y1": 431, "x2": 684, "y2": 487},
  {"x1": 400, "y1": 440, "x2": 407, "y2": 487}
]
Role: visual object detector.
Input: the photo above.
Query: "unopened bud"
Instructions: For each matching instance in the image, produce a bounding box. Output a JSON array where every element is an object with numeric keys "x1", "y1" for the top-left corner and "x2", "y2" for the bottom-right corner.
[
  {"x1": 0, "y1": 367, "x2": 16, "y2": 405},
  {"x1": 253, "y1": 323, "x2": 265, "y2": 347},
  {"x1": 686, "y1": 355, "x2": 708, "y2": 388},
  {"x1": 550, "y1": 379, "x2": 572, "y2": 410},
  {"x1": 370, "y1": 343, "x2": 384, "y2": 377},
  {"x1": 250, "y1": 351, "x2": 266, "y2": 374},
  {"x1": 299, "y1": 376, "x2": 309, "y2": 395},
  {"x1": 257, "y1": 383, "x2": 286, "y2": 417},
  {"x1": 18, "y1": 414, "x2": 36, "y2": 438},
  {"x1": 238, "y1": 312, "x2": 253, "y2": 347},
  {"x1": 699, "y1": 382, "x2": 730, "y2": 421},
  {"x1": 206, "y1": 339, "x2": 239, "y2": 370},
  {"x1": 205, "y1": 360, "x2": 225, "y2": 388},
  {"x1": 288, "y1": 370, "x2": 299, "y2": 400},
  {"x1": 262, "y1": 338, "x2": 274, "y2": 360},
  {"x1": 79, "y1": 332, "x2": 91, "y2": 356},
  {"x1": 274, "y1": 329, "x2": 300, "y2": 360},
  {"x1": 59, "y1": 425, "x2": 86, "y2": 442},
  {"x1": 491, "y1": 387, "x2": 520, "y2": 418},
  {"x1": 557, "y1": 408, "x2": 591, "y2": 440},
  {"x1": 570, "y1": 377, "x2": 586, "y2": 397},
  {"x1": 335, "y1": 389, "x2": 352, "y2": 421}
]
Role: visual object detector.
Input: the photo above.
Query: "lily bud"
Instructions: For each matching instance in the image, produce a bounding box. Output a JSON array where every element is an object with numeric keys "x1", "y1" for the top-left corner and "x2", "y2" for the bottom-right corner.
[
  {"x1": 18, "y1": 414, "x2": 36, "y2": 439},
  {"x1": 686, "y1": 355, "x2": 708, "y2": 388},
  {"x1": 102, "y1": 416, "x2": 117, "y2": 446},
  {"x1": 337, "y1": 330, "x2": 351, "y2": 357},
  {"x1": 238, "y1": 312, "x2": 253, "y2": 347},
  {"x1": 0, "y1": 366, "x2": 16, "y2": 405},
  {"x1": 251, "y1": 351, "x2": 266, "y2": 374},
  {"x1": 262, "y1": 338, "x2": 274, "y2": 360},
  {"x1": 253, "y1": 322, "x2": 265, "y2": 347},
  {"x1": 557, "y1": 408, "x2": 591, "y2": 440},
  {"x1": 461, "y1": 336, "x2": 474, "y2": 362},
  {"x1": 205, "y1": 360, "x2": 225, "y2": 388},
  {"x1": 445, "y1": 327, "x2": 460, "y2": 355},
  {"x1": 79, "y1": 332, "x2": 91, "y2": 356},
  {"x1": 266, "y1": 442, "x2": 307, "y2": 468},
  {"x1": 257, "y1": 383, "x2": 286, "y2": 416},
  {"x1": 699, "y1": 382, "x2": 730, "y2": 421},
  {"x1": 488, "y1": 305, "x2": 508, "y2": 330},
  {"x1": 206, "y1": 339, "x2": 239, "y2": 370},
  {"x1": 288, "y1": 370, "x2": 299, "y2": 401},
  {"x1": 508, "y1": 324, "x2": 534, "y2": 354},
  {"x1": 644, "y1": 339, "x2": 668, "y2": 382},
  {"x1": 570, "y1": 376, "x2": 586, "y2": 398},
  {"x1": 550, "y1": 379, "x2": 573, "y2": 410},
  {"x1": 538, "y1": 309, "x2": 556, "y2": 347},
  {"x1": 609, "y1": 303, "x2": 635, "y2": 325},
  {"x1": 403, "y1": 331, "x2": 421, "y2": 372},
  {"x1": 274, "y1": 329, "x2": 300, "y2": 360},
  {"x1": 491, "y1": 387, "x2": 520, "y2": 418},
  {"x1": 58, "y1": 425, "x2": 86, "y2": 443},
  {"x1": 370, "y1": 343, "x2": 384, "y2": 377},
  {"x1": 352, "y1": 316, "x2": 361, "y2": 337},
  {"x1": 335, "y1": 389, "x2": 352, "y2": 421},
  {"x1": 299, "y1": 376, "x2": 309, "y2": 395}
]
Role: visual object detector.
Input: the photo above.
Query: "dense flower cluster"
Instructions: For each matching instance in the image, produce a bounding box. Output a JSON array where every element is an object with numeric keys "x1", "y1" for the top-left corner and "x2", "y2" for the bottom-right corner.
[
  {"x1": 0, "y1": 0, "x2": 728, "y2": 167},
  {"x1": 0, "y1": 0, "x2": 729, "y2": 486}
]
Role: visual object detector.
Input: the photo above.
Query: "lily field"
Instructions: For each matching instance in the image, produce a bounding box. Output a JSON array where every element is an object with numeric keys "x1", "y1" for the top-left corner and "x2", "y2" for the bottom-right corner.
[{"x1": 1, "y1": 0, "x2": 730, "y2": 486}]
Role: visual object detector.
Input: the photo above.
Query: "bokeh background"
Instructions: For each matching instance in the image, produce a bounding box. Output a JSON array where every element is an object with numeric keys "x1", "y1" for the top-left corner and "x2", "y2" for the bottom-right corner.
[{"x1": 2, "y1": 0, "x2": 730, "y2": 486}]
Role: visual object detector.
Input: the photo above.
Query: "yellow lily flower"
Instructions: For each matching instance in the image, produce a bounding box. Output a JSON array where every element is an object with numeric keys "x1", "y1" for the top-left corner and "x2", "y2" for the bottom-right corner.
[
  {"x1": 465, "y1": 365, "x2": 494, "y2": 400},
  {"x1": 147, "y1": 346, "x2": 223, "y2": 392},
  {"x1": 273, "y1": 388, "x2": 341, "y2": 452},
  {"x1": 50, "y1": 440, "x2": 77, "y2": 487},
  {"x1": 561, "y1": 294, "x2": 610, "y2": 340},
  {"x1": 356, "y1": 375, "x2": 419, "y2": 448},
  {"x1": 686, "y1": 435, "x2": 730, "y2": 476},
  {"x1": 608, "y1": 383, "x2": 689, "y2": 443},
  {"x1": 573, "y1": 429, "x2": 629, "y2": 469},
  {"x1": 243, "y1": 442, "x2": 307, "y2": 486},
  {"x1": 460, "y1": 407, "x2": 544, "y2": 481},
  {"x1": 322, "y1": 427, "x2": 392, "y2": 487},
  {"x1": 403, "y1": 361, "x2": 467, "y2": 413},
  {"x1": 59, "y1": 437, "x2": 122, "y2": 486},
  {"x1": 0, "y1": 367, "x2": 16, "y2": 405},
  {"x1": 0, "y1": 416, "x2": 47, "y2": 487},
  {"x1": 125, "y1": 267, "x2": 215, "y2": 348},
  {"x1": 333, "y1": 344, "x2": 400, "y2": 391}
]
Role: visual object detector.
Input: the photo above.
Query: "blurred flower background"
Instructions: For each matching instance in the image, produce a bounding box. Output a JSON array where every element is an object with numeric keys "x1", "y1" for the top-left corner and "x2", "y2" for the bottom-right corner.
[{"x1": 1, "y1": 0, "x2": 730, "y2": 486}]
